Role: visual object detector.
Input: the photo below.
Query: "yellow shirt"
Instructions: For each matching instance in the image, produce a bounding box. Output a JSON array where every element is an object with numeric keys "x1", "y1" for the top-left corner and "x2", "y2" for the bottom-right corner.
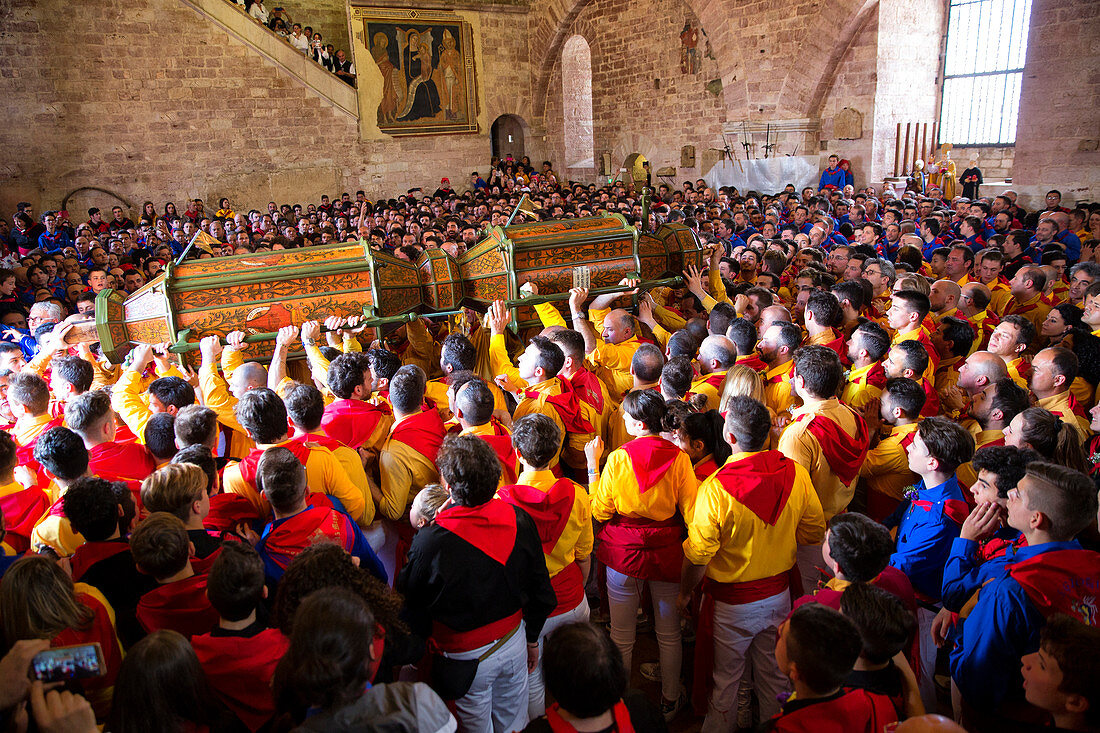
[
  {"x1": 763, "y1": 361, "x2": 798, "y2": 419},
  {"x1": 1037, "y1": 391, "x2": 1091, "y2": 444},
  {"x1": 198, "y1": 358, "x2": 254, "y2": 461},
  {"x1": 1005, "y1": 292, "x2": 1051, "y2": 336},
  {"x1": 510, "y1": 469, "x2": 593, "y2": 577},
  {"x1": 956, "y1": 429, "x2": 1005, "y2": 488},
  {"x1": 683, "y1": 451, "x2": 824, "y2": 584},
  {"x1": 586, "y1": 308, "x2": 642, "y2": 398},
  {"x1": 1007, "y1": 357, "x2": 1030, "y2": 390},
  {"x1": 110, "y1": 364, "x2": 187, "y2": 444},
  {"x1": 591, "y1": 437, "x2": 698, "y2": 523},
  {"x1": 859, "y1": 422, "x2": 920, "y2": 501},
  {"x1": 377, "y1": 417, "x2": 442, "y2": 522},
  {"x1": 603, "y1": 382, "x2": 659, "y2": 454},
  {"x1": 778, "y1": 397, "x2": 866, "y2": 519},
  {"x1": 223, "y1": 439, "x2": 372, "y2": 524},
  {"x1": 690, "y1": 370, "x2": 728, "y2": 413},
  {"x1": 841, "y1": 362, "x2": 885, "y2": 414},
  {"x1": 30, "y1": 487, "x2": 84, "y2": 556}
]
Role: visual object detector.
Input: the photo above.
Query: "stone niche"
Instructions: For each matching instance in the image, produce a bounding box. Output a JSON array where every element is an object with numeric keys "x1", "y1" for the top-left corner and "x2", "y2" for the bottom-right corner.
[{"x1": 834, "y1": 107, "x2": 863, "y2": 140}]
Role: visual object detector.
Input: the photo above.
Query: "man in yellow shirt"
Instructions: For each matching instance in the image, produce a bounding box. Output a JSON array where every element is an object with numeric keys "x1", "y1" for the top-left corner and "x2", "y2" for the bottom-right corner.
[
  {"x1": 887, "y1": 289, "x2": 939, "y2": 378},
  {"x1": 197, "y1": 334, "x2": 264, "y2": 460},
  {"x1": 604, "y1": 344, "x2": 664, "y2": 453},
  {"x1": 757, "y1": 322, "x2": 801, "y2": 420},
  {"x1": 222, "y1": 388, "x2": 372, "y2": 525},
  {"x1": 111, "y1": 343, "x2": 195, "y2": 445},
  {"x1": 986, "y1": 315, "x2": 1035, "y2": 390},
  {"x1": 568, "y1": 282, "x2": 644, "y2": 397},
  {"x1": 680, "y1": 395, "x2": 825, "y2": 729},
  {"x1": 929, "y1": 279, "x2": 961, "y2": 325},
  {"x1": 690, "y1": 335, "x2": 736, "y2": 411},
  {"x1": 841, "y1": 321, "x2": 889, "y2": 413},
  {"x1": 1030, "y1": 346, "x2": 1091, "y2": 443},
  {"x1": 1005, "y1": 265, "x2": 1052, "y2": 335},
  {"x1": 957, "y1": 282, "x2": 996, "y2": 353},
  {"x1": 370, "y1": 365, "x2": 445, "y2": 580},
  {"x1": 29, "y1": 427, "x2": 90, "y2": 555},
  {"x1": 498, "y1": 413, "x2": 593, "y2": 719},
  {"x1": 858, "y1": 377, "x2": 924, "y2": 521},
  {"x1": 956, "y1": 377, "x2": 1029, "y2": 488},
  {"x1": 972, "y1": 249, "x2": 1013, "y2": 316},
  {"x1": 778, "y1": 346, "x2": 870, "y2": 591}
]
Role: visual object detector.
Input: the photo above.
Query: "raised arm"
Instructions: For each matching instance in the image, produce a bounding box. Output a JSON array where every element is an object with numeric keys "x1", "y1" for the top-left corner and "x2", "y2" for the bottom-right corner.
[
  {"x1": 268, "y1": 324, "x2": 299, "y2": 392},
  {"x1": 567, "y1": 287, "x2": 598, "y2": 355}
]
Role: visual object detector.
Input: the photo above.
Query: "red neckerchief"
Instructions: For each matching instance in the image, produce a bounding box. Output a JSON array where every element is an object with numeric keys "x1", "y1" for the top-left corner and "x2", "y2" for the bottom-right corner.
[
  {"x1": 620, "y1": 436, "x2": 682, "y2": 493},
  {"x1": 713, "y1": 452, "x2": 797, "y2": 525},
  {"x1": 238, "y1": 441, "x2": 312, "y2": 487}
]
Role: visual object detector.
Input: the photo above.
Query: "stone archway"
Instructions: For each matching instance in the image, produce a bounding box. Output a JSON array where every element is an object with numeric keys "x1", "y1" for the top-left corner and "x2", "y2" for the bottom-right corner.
[{"x1": 491, "y1": 114, "x2": 527, "y2": 162}]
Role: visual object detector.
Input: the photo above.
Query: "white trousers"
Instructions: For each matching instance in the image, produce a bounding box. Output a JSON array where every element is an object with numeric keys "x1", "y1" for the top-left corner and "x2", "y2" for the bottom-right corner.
[
  {"x1": 701, "y1": 590, "x2": 791, "y2": 733},
  {"x1": 605, "y1": 567, "x2": 682, "y2": 702},
  {"x1": 444, "y1": 623, "x2": 529, "y2": 733},
  {"x1": 527, "y1": 597, "x2": 590, "y2": 719}
]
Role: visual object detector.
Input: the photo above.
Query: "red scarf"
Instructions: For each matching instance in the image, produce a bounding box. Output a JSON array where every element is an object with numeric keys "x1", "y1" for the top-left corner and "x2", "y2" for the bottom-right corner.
[
  {"x1": 238, "y1": 440, "x2": 312, "y2": 487},
  {"x1": 527, "y1": 377, "x2": 593, "y2": 435},
  {"x1": 497, "y1": 479, "x2": 576, "y2": 553},
  {"x1": 1009, "y1": 549, "x2": 1100, "y2": 625},
  {"x1": 470, "y1": 419, "x2": 519, "y2": 484},
  {"x1": 0, "y1": 487, "x2": 50, "y2": 553},
  {"x1": 320, "y1": 398, "x2": 388, "y2": 449},
  {"x1": 293, "y1": 431, "x2": 343, "y2": 452},
  {"x1": 546, "y1": 700, "x2": 634, "y2": 732},
  {"x1": 853, "y1": 362, "x2": 887, "y2": 390},
  {"x1": 713, "y1": 452, "x2": 797, "y2": 525},
  {"x1": 435, "y1": 499, "x2": 517, "y2": 566},
  {"x1": 701, "y1": 371, "x2": 727, "y2": 390},
  {"x1": 569, "y1": 369, "x2": 605, "y2": 414},
  {"x1": 391, "y1": 403, "x2": 446, "y2": 462},
  {"x1": 765, "y1": 361, "x2": 795, "y2": 386},
  {"x1": 798, "y1": 409, "x2": 869, "y2": 485},
  {"x1": 1064, "y1": 392, "x2": 1087, "y2": 419},
  {"x1": 620, "y1": 436, "x2": 682, "y2": 493},
  {"x1": 204, "y1": 492, "x2": 264, "y2": 535},
  {"x1": 70, "y1": 540, "x2": 130, "y2": 582}
]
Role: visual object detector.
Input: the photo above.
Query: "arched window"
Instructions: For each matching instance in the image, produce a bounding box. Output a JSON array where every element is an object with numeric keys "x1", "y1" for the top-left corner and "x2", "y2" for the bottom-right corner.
[{"x1": 562, "y1": 35, "x2": 594, "y2": 169}]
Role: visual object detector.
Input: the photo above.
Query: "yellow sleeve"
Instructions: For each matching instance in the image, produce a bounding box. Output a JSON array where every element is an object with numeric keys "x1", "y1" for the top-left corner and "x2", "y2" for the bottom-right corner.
[
  {"x1": 590, "y1": 450, "x2": 626, "y2": 522},
  {"x1": 342, "y1": 337, "x2": 363, "y2": 353},
  {"x1": 317, "y1": 451, "x2": 371, "y2": 525},
  {"x1": 111, "y1": 370, "x2": 153, "y2": 444},
  {"x1": 589, "y1": 307, "x2": 610, "y2": 332},
  {"x1": 304, "y1": 343, "x2": 332, "y2": 388},
  {"x1": 675, "y1": 454, "x2": 700, "y2": 524},
  {"x1": 378, "y1": 445, "x2": 414, "y2": 521},
  {"x1": 793, "y1": 468, "x2": 826, "y2": 545},
  {"x1": 708, "y1": 267, "x2": 731, "y2": 305},
  {"x1": 25, "y1": 350, "x2": 52, "y2": 376},
  {"x1": 30, "y1": 516, "x2": 84, "y2": 557},
  {"x1": 574, "y1": 488, "x2": 594, "y2": 560},
  {"x1": 404, "y1": 317, "x2": 438, "y2": 373},
  {"x1": 652, "y1": 303, "x2": 687, "y2": 332},
  {"x1": 700, "y1": 293, "x2": 718, "y2": 313},
  {"x1": 489, "y1": 333, "x2": 527, "y2": 390},
  {"x1": 89, "y1": 358, "x2": 120, "y2": 390},
  {"x1": 859, "y1": 436, "x2": 908, "y2": 479},
  {"x1": 198, "y1": 364, "x2": 246, "y2": 435},
  {"x1": 221, "y1": 348, "x2": 245, "y2": 383},
  {"x1": 683, "y1": 481, "x2": 724, "y2": 566},
  {"x1": 648, "y1": 323, "x2": 670, "y2": 349},
  {"x1": 534, "y1": 302, "x2": 568, "y2": 330},
  {"x1": 221, "y1": 464, "x2": 268, "y2": 517}
]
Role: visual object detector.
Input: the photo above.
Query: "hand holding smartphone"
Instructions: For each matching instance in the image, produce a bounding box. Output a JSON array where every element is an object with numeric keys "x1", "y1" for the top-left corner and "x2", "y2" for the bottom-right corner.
[{"x1": 31, "y1": 644, "x2": 105, "y2": 683}]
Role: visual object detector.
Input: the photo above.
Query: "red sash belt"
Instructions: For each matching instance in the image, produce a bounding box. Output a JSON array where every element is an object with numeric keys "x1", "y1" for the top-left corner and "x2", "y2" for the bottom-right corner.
[
  {"x1": 702, "y1": 572, "x2": 789, "y2": 605},
  {"x1": 550, "y1": 561, "x2": 585, "y2": 617},
  {"x1": 431, "y1": 610, "x2": 522, "y2": 654},
  {"x1": 596, "y1": 514, "x2": 685, "y2": 582}
]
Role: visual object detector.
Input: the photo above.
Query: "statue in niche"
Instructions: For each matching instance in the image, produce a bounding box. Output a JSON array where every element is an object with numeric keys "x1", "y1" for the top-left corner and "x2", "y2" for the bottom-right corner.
[{"x1": 680, "y1": 22, "x2": 699, "y2": 74}]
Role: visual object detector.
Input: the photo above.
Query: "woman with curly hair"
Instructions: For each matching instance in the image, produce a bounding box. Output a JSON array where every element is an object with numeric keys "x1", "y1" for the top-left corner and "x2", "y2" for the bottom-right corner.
[{"x1": 271, "y1": 542, "x2": 420, "y2": 683}]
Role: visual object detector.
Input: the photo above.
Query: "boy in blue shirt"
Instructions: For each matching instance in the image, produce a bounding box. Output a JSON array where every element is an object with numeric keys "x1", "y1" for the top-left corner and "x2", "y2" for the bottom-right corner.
[{"x1": 885, "y1": 415, "x2": 974, "y2": 709}]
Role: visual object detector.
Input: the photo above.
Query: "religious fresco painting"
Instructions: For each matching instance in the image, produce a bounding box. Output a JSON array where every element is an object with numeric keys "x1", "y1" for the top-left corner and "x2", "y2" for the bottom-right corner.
[{"x1": 353, "y1": 7, "x2": 480, "y2": 136}]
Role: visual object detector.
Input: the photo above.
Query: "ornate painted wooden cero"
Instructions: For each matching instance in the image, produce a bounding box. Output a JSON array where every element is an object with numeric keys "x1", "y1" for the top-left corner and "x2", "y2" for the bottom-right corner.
[{"x1": 92, "y1": 215, "x2": 702, "y2": 363}]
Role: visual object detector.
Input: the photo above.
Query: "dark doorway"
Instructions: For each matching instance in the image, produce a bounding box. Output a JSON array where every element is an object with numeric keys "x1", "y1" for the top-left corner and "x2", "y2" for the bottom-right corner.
[{"x1": 491, "y1": 115, "x2": 526, "y2": 161}]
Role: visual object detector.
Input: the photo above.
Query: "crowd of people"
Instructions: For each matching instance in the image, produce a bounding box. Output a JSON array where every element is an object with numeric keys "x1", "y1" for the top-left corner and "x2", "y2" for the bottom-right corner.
[
  {"x1": 232, "y1": 0, "x2": 356, "y2": 85},
  {"x1": 0, "y1": 155, "x2": 1099, "y2": 733}
]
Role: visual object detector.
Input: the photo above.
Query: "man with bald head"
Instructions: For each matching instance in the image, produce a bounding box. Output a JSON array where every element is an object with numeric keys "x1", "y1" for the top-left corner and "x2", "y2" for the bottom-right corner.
[
  {"x1": 690, "y1": 335, "x2": 736, "y2": 411},
  {"x1": 956, "y1": 351, "x2": 1009, "y2": 398},
  {"x1": 758, "y1": 304, "x2": 792, "y2": 335},
  {"x1": 929, "y1": 280, "x2": 961, "y2": 324},
  {"x1": 958, "y1": 281, "x2": 997, "y2": 353},
  {"x1": 198, "y1": 332, "x2": 263, "y2": 458},
  {"x1": 1006, "y1": 265, "x2": 1051, "y2": 335},
  {"x1": 568, "y1": 282, "x2": 642, "y2": 397}
]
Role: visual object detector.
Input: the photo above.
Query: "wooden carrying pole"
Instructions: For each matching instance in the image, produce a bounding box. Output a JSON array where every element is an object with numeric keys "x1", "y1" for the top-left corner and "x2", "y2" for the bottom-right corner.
[
  {"x1": 920, "y1": 123, "x2": 928, "y2": 166},
  {"x1": 894, "y1": 123, "x2": 902, "y2": 177},
  {"x1": 902, "y1": 123, "x2": 912, "y2": 175}
]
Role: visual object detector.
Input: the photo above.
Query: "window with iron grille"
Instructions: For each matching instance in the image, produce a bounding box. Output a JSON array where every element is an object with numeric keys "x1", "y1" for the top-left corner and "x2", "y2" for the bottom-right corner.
[{"x1": 939, "y1": 0, "x2": 1033, "y2": 145}]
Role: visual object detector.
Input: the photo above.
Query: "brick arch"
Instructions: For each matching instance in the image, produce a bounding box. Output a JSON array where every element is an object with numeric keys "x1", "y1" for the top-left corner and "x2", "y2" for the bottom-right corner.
[
  {"x1": 802, "y1": 0, "x2": 881, "y2": 119},
  {"x1": 529, "y1": 0, "x2": 743, "y2": 118}
]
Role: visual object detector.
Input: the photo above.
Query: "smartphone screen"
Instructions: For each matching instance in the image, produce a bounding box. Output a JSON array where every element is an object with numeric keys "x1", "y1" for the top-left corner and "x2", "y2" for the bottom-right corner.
[{"x1": 31, "y1": 643, "x2": 105, "y2": 683}]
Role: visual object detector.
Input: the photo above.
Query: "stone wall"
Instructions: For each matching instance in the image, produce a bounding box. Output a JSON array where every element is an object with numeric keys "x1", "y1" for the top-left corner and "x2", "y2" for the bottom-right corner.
[
  {"x1": 541, "y1": 0, "x2": 727, "y2": 185},
  {"x1": 0, "y1": 0, "x2": 532, "y2": 216},
  {"x1": 818, "y1": 7, "x2": 879, "y2": 189},
  {"x1": 1012, "y1": 0, "x2": 1100, "y2": 207},
  {"x1": 952, "y1": 147, "x2": 1015, "y2": 183}
]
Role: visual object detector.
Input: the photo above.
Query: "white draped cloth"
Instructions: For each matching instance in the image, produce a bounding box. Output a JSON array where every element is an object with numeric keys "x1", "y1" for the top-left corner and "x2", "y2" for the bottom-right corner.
[{"x1": 703, "y1": 156, "x2": 819, "y2": 194}]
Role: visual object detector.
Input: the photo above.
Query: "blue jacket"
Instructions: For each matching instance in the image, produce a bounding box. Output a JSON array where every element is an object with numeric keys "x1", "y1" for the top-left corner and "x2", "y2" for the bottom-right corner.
[
  {"x1": 819, "y1": 167, "x2": 845, "y2": 189},
  {"x1": 949, "y1": 541, "x2": 1083, "y2": 712},
  {"x1": 886, "y1": 477, "x2": 968, "y2": 603},
  {"x1": 940, "y1": 530, "x2": 1020, "y2": 613}
]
